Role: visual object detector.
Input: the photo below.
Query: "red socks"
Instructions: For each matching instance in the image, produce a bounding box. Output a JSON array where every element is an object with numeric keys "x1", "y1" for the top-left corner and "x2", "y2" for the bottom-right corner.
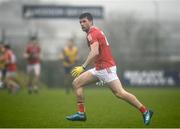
[
  {"x1": 77, "y1": 102, "x2": 85, "y2": 113},
  {"x1": 139, "y1": 106, "x2": 148, "y2": 114}
]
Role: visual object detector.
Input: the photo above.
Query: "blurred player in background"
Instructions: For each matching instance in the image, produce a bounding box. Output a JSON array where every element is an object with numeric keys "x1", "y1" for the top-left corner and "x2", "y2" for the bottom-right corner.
[
  {"x1": 59, "y1": 39, "x2": 79, "y2": 94},
  {"x1": 66, "y1": 12, "x2": 153, "y2": 125},
  {"x1": 1, "y1": 44, "x2": 20, "y2": 93},
  {"x1": 23, "y1": 37, "x2": 41, "y2": 94},
  {"x1": 0, "y1": 43, "x2": 6, "y2": 88}
]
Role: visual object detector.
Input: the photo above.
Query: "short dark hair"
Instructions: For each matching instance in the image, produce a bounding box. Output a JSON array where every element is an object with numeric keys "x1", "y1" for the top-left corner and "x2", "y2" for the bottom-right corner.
[
  {"x1": 79, "y1": 12, "x2": 93, "y2": 21},
  {"x1": 30, "y1": 36, "x2": 37, "y2": 41},
  {"x1": 4, "y1": 44, "x2": 11, "y2": 49}
]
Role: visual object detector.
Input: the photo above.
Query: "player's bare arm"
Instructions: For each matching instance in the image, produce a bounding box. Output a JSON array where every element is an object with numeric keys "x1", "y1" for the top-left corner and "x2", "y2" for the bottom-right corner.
[
  {"x1": 71, "y1": 41, "x2": 99, "y2": 77},
  {"x1": 82, "y1": 41, "x2": 99, "y2": 68}
]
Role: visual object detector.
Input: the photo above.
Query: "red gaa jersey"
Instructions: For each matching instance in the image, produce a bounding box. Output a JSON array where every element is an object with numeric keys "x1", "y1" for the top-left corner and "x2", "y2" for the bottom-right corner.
[
  {"x1": 87, "y1": 26, "x2": 116, "y2": 70},
  {"x1": 26, "y1": 44, "x2": 41, "y2": 64},
  {"x1": 4, "y1": 50, "x2": 17, "y2": 72}
]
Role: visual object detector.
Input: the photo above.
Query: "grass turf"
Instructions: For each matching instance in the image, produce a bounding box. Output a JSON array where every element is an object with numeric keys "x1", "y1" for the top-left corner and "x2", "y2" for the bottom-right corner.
[{"x1": 0, "y1": 87, "x2": 180, "y2": 128}]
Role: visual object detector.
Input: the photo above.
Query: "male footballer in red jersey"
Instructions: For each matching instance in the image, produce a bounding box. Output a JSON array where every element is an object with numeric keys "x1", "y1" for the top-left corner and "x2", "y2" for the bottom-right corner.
[
  {"x1": 3, "y1": 44, "x2": 20, "y2": 93},
  {"x1": 23, "y1": 38, "x2": 41, "y2": 94},
  {"x1": 66, "y1": 13, "x2": 153, "y2": 125}
]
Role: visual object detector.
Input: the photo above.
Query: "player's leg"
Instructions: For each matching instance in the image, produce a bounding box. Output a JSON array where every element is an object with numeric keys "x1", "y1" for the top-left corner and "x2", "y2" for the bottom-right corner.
[
  {"x1": 63, "y1": 67, "x2": 72, "y2": 94},
  {"x1": 5, "y1": 72, "x2": 20, "y2": 94},
  {"x1": 108, "y1": 79, "x2": 143, "y2": 108},
  {"x1": 73, "y1": 70, "x2": 98, "y2": 106},
  {"x1": 33, "y1": 63, "x2": 41, "y2": 93},
  {"x1": 66, "y1": 69, "x2": 98, "y2": 121},
  {"x1": 27, "y1": 65, "x2": 34, "y2": 94},
  {"x1": 108, "y1": 79, "x2": 153, "y2": 125},
  {"x1": 0, "y1": 68, "x2": 7, "y2": 89},
  {"x1": 0, "y1": 70, "x2": 3, "y2": 88}
]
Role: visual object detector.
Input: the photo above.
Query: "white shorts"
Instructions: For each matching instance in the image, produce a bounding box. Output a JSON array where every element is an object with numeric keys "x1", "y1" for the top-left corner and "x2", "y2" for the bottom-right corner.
[
  {"x1": 27, "y1": 63, "x2": 41, "y2": 76},
  {"x1": 88, "y1": 66, "x2": 118, "y2": 83}
]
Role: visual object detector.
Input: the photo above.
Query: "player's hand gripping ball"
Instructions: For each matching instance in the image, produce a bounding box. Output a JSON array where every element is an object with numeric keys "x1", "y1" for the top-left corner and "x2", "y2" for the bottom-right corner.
[{"x1": 71, "y1": 66, "x2": 85, "y2": 77}]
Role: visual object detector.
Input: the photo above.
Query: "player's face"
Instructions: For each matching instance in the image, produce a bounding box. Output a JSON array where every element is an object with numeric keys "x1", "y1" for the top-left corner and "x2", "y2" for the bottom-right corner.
[
  {"x1": 32, "y1": 41, "x2": 38, "y2": 46},
  {"x1": 79, "y1": 18, "x2": 92, "y2": 32}
]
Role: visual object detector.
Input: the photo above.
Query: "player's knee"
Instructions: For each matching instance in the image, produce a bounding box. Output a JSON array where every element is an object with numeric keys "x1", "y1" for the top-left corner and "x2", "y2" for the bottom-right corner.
[
  {"x1": 72, "y1": 79, "x2": 81, "y2": 89},
  {"x1": 114, "y1": 90, "x2": 126, "y2": 99}
]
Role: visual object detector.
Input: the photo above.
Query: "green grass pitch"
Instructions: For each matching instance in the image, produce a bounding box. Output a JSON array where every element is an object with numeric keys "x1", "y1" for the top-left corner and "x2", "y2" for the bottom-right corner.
[{"x1": 0, "y1": 87, "x2": 180, "y2": 128}]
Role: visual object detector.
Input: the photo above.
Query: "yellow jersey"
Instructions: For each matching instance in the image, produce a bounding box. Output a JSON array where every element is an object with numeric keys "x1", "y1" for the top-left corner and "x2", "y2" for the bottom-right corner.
[{"x1": 62, "y1": 46, "x2": 78, "y2": 67}]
